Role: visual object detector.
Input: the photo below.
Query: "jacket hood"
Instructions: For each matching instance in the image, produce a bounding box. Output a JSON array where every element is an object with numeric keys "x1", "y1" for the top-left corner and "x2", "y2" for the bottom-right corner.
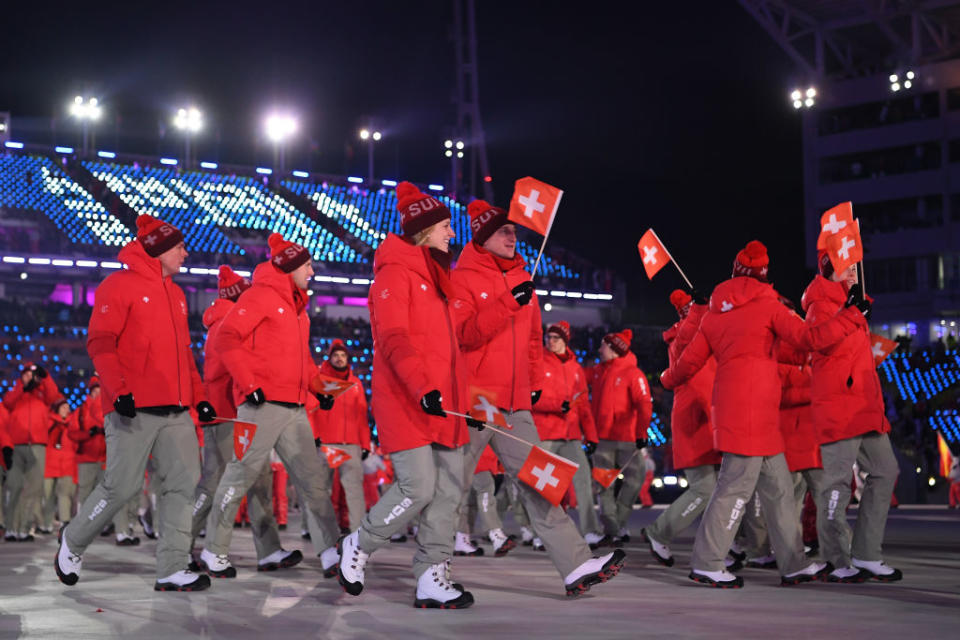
[
  {"x1": 663, "y1": 321, "x2": 681, "y2": 344},
  {"x1": 117, "y1": 240, "x2": 162, "y2": 280},
  {"x1": 202, "y1": 297, "x2": 234, "y2": 330},
  {"x1": 801, "y1": 274, "x2": 846, "y2": 314},
  {"x1": 252, "y1": 259, "x2": 296, "y2": 305},
  {"x1": 608, "y1": 350, "x2": 639, "y2": 371},
  {"x1": 373, "y1": 233, "x2": 433, "y2": 281},
  {"x1": 709, "y1": 277, "x2": 777, "y2": 314},
  {"x1": 456, "y1": 241, "x2": 526, "y2": 275}
]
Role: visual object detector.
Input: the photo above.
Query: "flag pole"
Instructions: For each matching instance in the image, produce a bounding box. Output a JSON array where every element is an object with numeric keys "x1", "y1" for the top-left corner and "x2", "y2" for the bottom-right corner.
[
  {"x1": 445, "y1": 411, "x2": 532, "y2": 447},
  {"x1": 649, "y1": 228, "x2": 693, "y2": 290},
  {"x1": 530, "y1": 191, "x2": 563, "y2": 280},
  {"x1": 855, "y1": 217, "x2": 866, "y2": 297}
]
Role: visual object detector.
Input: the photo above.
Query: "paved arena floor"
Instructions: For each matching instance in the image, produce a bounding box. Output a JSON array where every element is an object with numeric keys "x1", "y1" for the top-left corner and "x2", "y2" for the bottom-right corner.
[{"x1": 1, "y1": 505, "x2": 957, "y2": 639}]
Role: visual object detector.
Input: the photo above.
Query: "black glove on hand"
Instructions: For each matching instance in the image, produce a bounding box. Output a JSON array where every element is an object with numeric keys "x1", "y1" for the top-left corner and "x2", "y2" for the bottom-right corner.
[
  {"x1": 420, "y1": 389, "x2": 446, "y2": 417},
  {"x1": 584, "y1": 441, "x2": 597, "y2": 456},
  {"x1": 196, "y1": 401, "x2": 217, "y2": 423},
  {"x1": 636, "y1": 438, "x2": 648, "y2": 450},
  {"x1": 34, "y1": 365, "x2": 48, "y2": 379},
  {"x1": 23, "y1": 377, "x2": 38, "y2": 393},
  {"x1": 844, "y1": 283, "x2": 872, "y2": 317},
  {"x1": 246, "y1": 388, "x2": 266, "y2": 406},
  {"x1": 466, "y1": 416, "x2": 486, "y2": 431},
  {"x1": 114, "y1": 393, "x2": 136, "y2": 418},
  {"x1": 691, "y1": 289, "x2": 708, "y2": 306},
  {"x1": 511, "y1": 281, "x2": 535, "y2": 307},
  {"x1": 561, "y1": 400, "x2": 571, "y2": 415},
  {"x1": 314, "y1": 437, "x2": 322, "y2": 449},
  {"x1": 316, "y1": 394, "x2": 335, "y2": 411},
  {"x1": 2, "y1": 446, "x2": 13, "y2": 470},
  {"x1": 89, "y1": 426, "x2": 102, "y2": 437},
  {"x1": 361, "y1": 449, "x2": 370, "y2": 461},
  {"x1": 531, "y1": 389, "x2": 542, "y2": 406}
]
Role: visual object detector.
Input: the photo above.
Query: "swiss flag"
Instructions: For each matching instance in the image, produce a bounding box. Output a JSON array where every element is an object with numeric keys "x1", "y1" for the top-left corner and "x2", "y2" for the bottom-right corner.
[
  {"x1": 637, "y1": 229, "x2": 669, "y2": 280},
  {"x1": 508, "y1": 177, "x2": 563, "y2": 236},
  {"x1": 592, "y1": 467, "x2": 620, "y2": 489},
  {"x1": 823, "y1": 223, "x2": 863, "y2": 275},
  {"x1": 233, "y1": 421, "x2": 257, "y2": 460},
  {"x1": 517, "y1": 445, "x2": 579, "y2": 506},
  {"x1": 869, "y1": 333, "x2": 898, "y2": 366},
  {"x1": 309, "y1": 372, "x2": 356, "y2": 398},
  {"x1": 321, "y1": 445, "x2": 352, "y2": 469},
  {"x1": 468, "y1": 386, "x2": 510, "y2": 429},
  {"x1": 816, "y1": 202, "x2": 855, "y2": 250}
]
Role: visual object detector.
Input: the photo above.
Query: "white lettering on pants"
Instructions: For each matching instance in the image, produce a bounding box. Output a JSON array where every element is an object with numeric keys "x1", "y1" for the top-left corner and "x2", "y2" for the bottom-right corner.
[
  {"x1": 726, "y1": 498, "x2": 746, "y2": 530},
  {"x1": 827, "y1": 490, "x2": 840, "y2": 520},
  {"x1": 193, "y1": 493, "x2": 208, "y2": 516},
  {"x1": 481, "y1": 492, "x2": 490, "y2": 513},
  {"x1": 383, "y1": 497, "x2": 413, "y2": 525},
  {"x1": 88, "y1": 499, "x2": 108, "y2": 521},
  {"x1": 680, "y1": 496, "x2": 703, "y2": 518},
  {"x1": 220, "y1": 486, "x2": 236, "y2": 513}
]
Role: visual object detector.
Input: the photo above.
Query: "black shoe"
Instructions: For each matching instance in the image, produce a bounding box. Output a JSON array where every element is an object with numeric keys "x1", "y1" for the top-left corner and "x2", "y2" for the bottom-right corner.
[
  {"x1": 727, "y1": 547, "x2": 746, "y2": 563},
  {"x1": 138, "y1": 514, "x2": 157, "y2": 539},
  {"x1": 257, "y1": 549, "x2": 303, "y2": 572},
  {"x1": 154, "y1": 573, "x2": 212, "y2": 592},
  {"x1": 4, "y1": 533, "x2": 17, "y2": 542},
  {"x1": 278, "y1": 524, "x2": 287, "y2": 531},
  {"x1": 745, "y1": 557, "x2": 777, "y2": 569},
  {"x1": 100, "y1": 523, "x2": 115, "y2": 537},
  {"x1": 188, "y1": 559, "x2": 202, "y2": 573},
  {"x1": 19, "y1": 533, "x2": 35, "y2": 542},
  {"x1": 413, "y1": 590, "x2": 475, "y2": 609},
  {"x1": 36, "y1": 526, "x2": 54, "y2": 535},
  {"x1": 389, "y1": 534, "x2": 407, "y2": 543},
  {"x1": 453, "y1": 547, "x2": 484, "y2": 557},
  {"x1": 233, "y1": 522, "x2": 242, "y2": 529},
  {"x1": 301, "y1": 531, "x2": 311, "y2": 540}
]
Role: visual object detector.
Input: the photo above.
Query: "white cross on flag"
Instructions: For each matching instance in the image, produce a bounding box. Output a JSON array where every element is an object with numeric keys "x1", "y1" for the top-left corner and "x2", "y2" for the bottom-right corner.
[
  {"x1": 823, "y1": 225, "x2": 863, "y2": 275},
  {"x1": 508, "y1": 177, "x2": 563, "y2": 236},
  {"x1": 869, "y1": 333, "x2": 898, "y2": 367},
  {"x1": 233, "y1": 421, "x2": 258, "y2": 461},
  {"x1": 308, "y1": 372, "x2": 356, "y2": 399},
  {"x1": 517, "y1": 445, "x2": 579, "y2": 506},
  {"x1": 321, "y1": 445, "x2": 352, "y2": 469},
  {"x1": 637, "y1": 228, "x2": 669, "y2": 280},
  {"x1": 467, "y1": 386, "x2": 509, "y2": 428},
  {"x1": 817, "y1": 202, "x2": 854, "y2": 250}
]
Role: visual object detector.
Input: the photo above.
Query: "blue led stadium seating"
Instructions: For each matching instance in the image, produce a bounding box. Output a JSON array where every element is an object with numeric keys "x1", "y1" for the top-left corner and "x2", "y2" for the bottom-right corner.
[
  {"x1": 929, "y1": 409, "x2": 960, "y2": 444},
  {"x1": 879, "y1": 350, "x2": 960, "y2": 404},
  {"x1": 0, "y1": 154, "x2": 132, "y2": 247}
]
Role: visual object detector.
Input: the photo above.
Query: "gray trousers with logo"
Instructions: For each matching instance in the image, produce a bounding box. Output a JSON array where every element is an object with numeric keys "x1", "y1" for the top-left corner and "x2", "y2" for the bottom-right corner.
[
  {"x1": 358, "y1": 443, "x2": 464, "y2": 579},
  {"x1": 645, "y1": 464, "x2": 719, "y2": 544},
  {"x1": 593, "y1": 439, "x2": 644, "y2": 536},
  {"x1": 205, "y1": 402, "x2": 339, "y2": 558},
  {"x1": 460, "y1": 470, "x2": 502, "y2": 534},
  {"x1": 691, "y1": 452, "x2": 807, "y2": 575},
  {"x1": 817, "y1": 431, "x2": 898, "y2": 567},
  {"x1": 65, "y1": 410, "x2": 200, "y2": 579},
  {"x1": 541, "y1": 439, "x2": 601, "y2": 536},
  {"x1": 303, "y1": 443, "x2": 365, "y2": 533}
]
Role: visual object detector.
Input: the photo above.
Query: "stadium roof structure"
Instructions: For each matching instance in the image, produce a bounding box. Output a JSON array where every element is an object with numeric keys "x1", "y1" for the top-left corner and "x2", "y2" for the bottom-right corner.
[{"x1": 739, "y1": 0, "x2": 960, "y2": 79}]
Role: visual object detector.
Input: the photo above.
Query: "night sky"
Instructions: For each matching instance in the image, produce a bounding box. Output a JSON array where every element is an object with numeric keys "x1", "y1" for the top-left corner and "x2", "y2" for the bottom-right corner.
[{"x1": 2, "y1": 1, "x2": 810, "y2": 324}]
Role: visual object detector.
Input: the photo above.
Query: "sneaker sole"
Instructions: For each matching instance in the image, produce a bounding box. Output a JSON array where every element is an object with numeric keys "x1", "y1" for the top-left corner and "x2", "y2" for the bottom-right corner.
[
  {"x1": 154, "y1": 576, "x2": 212, "y2": 592},
  {"x1": 414, "y1": 591, "x2": 475, "y2": 609},
  {"x1": 199, "y1": 560, "x2": 237, "y2": 578},
  {"x1": 453, "y1": 549, "x2": 484, "y2": 556},
  {"x1": 688, "y1": 572, "x2": 744, "y2": 589},
  {"x1": 258, "y1": 550, "x2": 304, "y2": 572},
  {"x1": 494, "y1": 538, "x2": 517, "y2": 557},
  {"x1": 565, "y1": 549, "x2": 626, "y2": 596}
]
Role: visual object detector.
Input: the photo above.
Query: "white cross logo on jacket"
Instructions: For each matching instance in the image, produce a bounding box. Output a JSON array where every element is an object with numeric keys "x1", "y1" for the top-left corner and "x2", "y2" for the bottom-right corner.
[{"x1": 721, "y1": 301, "x2": 733, "y2": 312}]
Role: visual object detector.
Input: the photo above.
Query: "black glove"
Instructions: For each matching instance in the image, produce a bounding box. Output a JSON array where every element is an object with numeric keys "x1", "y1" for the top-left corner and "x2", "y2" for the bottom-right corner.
[
  {"x1": 22, "y1": 377, "x2": 38, "y2": 393},
  {"x1": 114, "y1": 393, "x2": 136, "y2": 418},
  {"x1": 2, "y1": 446, "x2": 13, "y2": 470},
  {"x1": 246, "y1": 388, "x2": 266, "y2": 406},
  {"x1": 316, "y1": 394, "x2": 335, "y2": 411},
  {"x1": 196, "y1": 401, "x2": 217, "y2": 423},
  {"x1": 561, "y1": 400, "x2": 571, "y2": 415},
  {"x1": 361, "y1": 449, "x2": 370, "y2": 461},
  {"x1": 314, "y1": 437, "x2": 322, "y2": 449},
  {"x1": 636, "y1": 438, "x2": 648, "y2": 450},
  {"x1": 34, "y1": 365, "x2": 48, "y2": 379},
  {"x1": 511, "y1": 281, "x2": 535, "y2": 306},
  {"x1": 466, "y1": 416, "x2": 486, "y2": 431},
  {"x1": 531, "y1": 389, "x2": 542, "y2": 406},
  {"x1": 844, "y1": 283, "x2": 871, "y2": 317},
  {"x1": 89, "y1": 426, "x2": 103, "y2": 437},
  {"x1": 584, "y1": 441, "x2": 597, "y2": 456},
  {"x1": 420, "y1": 390, "x2": 446, "y2": 417},
  {"x1": 691, "y1": 289, "x2": 708, "y2": 306}
]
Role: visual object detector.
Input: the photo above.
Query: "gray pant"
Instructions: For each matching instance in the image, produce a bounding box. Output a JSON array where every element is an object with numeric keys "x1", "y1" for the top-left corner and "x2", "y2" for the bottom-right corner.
[
  {"x1": 205, "y1": 402, "x2": 338, "y2": 557},
  {"x1": 78, "y1": 462, "x2": 134, "y2": 534},
  {"x1": 191, "y1": 421, "x2": 278, "y2": 559},
  {"x1": 460, "y1": 410, "x2": 592, "y2": 577},
  {"x1": 691, "y1": 453, "x2": 806, "y2": 575},
  {"x1": 65, "y1": 410, "x2": 200, "y2": 579},
  {"x1": 742, "y1": 469, "x2": 822, "y2": 557},
  {"x1": 542, "y1": 439, "x2": 600, "y2": 536},
  {"x1": 497, "y1": 475, "x2": 530, "y2": 528},
  {"x1": 358, "y1": 444, "x2": 464, "y2": 579},
  {"x1": 645, "y1": 464, "x2": 718, "y2": 544},
  {"x1": 593, "y1": 440, "x2": 643, "y2": 536},
  {"x1": 817, "y1": 431, "x2": 898, "y2": 567},
  {"x1": 460, "y1": 470, "x2": 502, "y2": 534},
  {"x1": 4, "y1": 444, "x2": 46, "y2": 534},
  {"x1": 307, "y1": 443, "x2": 365, "y2": 533},
  {"x1": 41, "y1": 475, "x2": 75, "y2": 527}
]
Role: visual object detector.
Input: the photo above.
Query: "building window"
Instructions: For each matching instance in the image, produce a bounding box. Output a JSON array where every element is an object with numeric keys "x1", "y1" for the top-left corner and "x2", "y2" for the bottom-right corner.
[
  {"x1": 854, "y1": 195, "x2": 943, "y2": 232},
  {"x1": 819, "y1": 142, "x2": 941, "y2": 184},
  {"x1": 818, "y1": 93, "x2": 939, "y2": 136}
]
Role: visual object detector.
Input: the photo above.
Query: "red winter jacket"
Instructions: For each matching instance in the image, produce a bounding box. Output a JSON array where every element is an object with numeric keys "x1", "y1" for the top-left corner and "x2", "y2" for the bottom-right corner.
[
  {"x1": 70, "y1": 394, "x2": 106, "y2": 464},
  {"x1": 215, "y1": 260, "x2": 316, "y2": 407},
  {"x1": 534, "y1": 347, "x2": 598, "y2": 443},
  {"x1": 778, "y1": 350, "x2": 820, "y2": 472},
  {"x1": 661, "y1": 277, "x2": 865, "y2": 457},
  {"x1": 801, "y1": 276, "x2": 890, "y2": 445},
  {"x1": 664, "y1": 304, "x2": 722, "y2": 470},
  {"x1": 202, "y1": 298, "x2": 239, "y2": 419},
  {"x1": 87, "y1": 240, "x2": 205, "y2": 415},
  {"x1": 2, "y1": 375, "x2": 60, "y2": 445},
  {"x1": 0, "y1": 405, "x2": 11, "y2": 453},
  {"x1": 368, "y1": 234, "x2": 470, "y2": 454},
  {"x1": 451, "y1": 243, "x2": 545, "y2": 413},
  {"x1": 45, "y1": 411, "x2": 78, "y2": 480},
  {"x1": 312, "y1": 360, "x2": 371, "y2": 450},
  {"x1": 590, "y1": 351, "x2": 652, "y2": 442}
]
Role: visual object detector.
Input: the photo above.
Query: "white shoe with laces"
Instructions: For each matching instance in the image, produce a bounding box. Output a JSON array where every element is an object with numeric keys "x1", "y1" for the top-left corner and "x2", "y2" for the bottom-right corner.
[
  {"x1": 488, "y1": 528, "x2": 515, "y2": 556},
  {"x1": 454, "y1": 531, "x2": 483, "y2": 556},
  {"x1": 199, "y1": 548, "x2": 236, "y2": 578},
  {"x1": 852, "y1": 557, "x2": 903, "y2": 581},
  {"x1": 154, "y1": 569, "x2": 211, "y2": 591},
  {"x1": 689, "y1": 568, "x2": 743, "y2": 588},
  {"x1": 55, "y1": 533, "x2": 82, "y2": 586},
  {"x1": 337, "y1": 531, "x2": 368, "y2": 596},
  {"x1": 319, "y1": 546, "x2": 339, "y2": 578},
  {"x1": 646, "y1": 531, "x2": 674, "y2": 566},
  {"x1": 782, "y1": 561, "x2": 828, "y2": 585},
  {"x1": 520, "y1": 526, "x2": 534, "y2": 544},
  {"x1": 413, "y1": 562, "x2": 474, "y2": 608}
]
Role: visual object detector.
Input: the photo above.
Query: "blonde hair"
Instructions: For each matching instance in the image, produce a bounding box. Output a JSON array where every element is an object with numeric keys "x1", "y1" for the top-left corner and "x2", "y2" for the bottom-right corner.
[{"x1": 412, "y1": 219, "x2": 447, "y2": 247}]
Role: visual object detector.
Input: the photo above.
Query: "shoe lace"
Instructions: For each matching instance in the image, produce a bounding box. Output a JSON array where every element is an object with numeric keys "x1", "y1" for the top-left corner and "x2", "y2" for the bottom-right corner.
[
  {"x1": 432, "y1": 566, "x2": 456, "y2": 592},
  {"x1": 67, "y1": 551, "x2": 82, "y2": 564},
  {"x1": 350, "y1": 541, "x2": 369, "y2": 571}
]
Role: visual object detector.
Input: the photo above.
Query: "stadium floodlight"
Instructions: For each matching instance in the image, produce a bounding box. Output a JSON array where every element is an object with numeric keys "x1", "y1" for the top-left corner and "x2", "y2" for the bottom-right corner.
[
  {"x1": 890, "y1": 70, "x2": 914, "y2": 92},
  {"x1": 173, "y1": 107, "x2": 203, "y2": 133},
  {"x1": 265, "y1": 113, "x2": 297, "y2": 143},
  {"x1": 790, "y1": 87, "x2": 816, "y2": 110},
  {"x1": 69, "y1": 95, "x2": 102, "y2": 156},
  {"x1": 359, "y1": 127, "x2": 383, "y2": 182}
]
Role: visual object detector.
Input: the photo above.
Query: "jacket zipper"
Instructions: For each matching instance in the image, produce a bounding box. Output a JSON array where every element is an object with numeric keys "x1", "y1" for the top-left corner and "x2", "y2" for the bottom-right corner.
[
  {"x1": 163, "y1": 278, "x2": 183, "y2": 407},
  {"x1": 501, "y1": 272, "x2": 517, "y2": 412}
]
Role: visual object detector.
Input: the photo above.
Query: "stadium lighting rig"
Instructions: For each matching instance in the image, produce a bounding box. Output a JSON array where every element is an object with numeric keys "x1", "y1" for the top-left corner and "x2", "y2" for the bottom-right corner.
[
  {"x1": 173, "y1": 107, "x2": 203, "y2": 167},
  {"x1": 359, "y1": 128, "x2": 382, "y2": 183},
  {"x1": 790, "y1": 87, "x2": 817, "y2": 109},
  {"x1": 890, "y1": 71, "x2": 915, "y2": 92},
  {"x1": 264, "y1": 113, "x2": 298, "y2": 173},
  {"x1": 69, "y1": 96, "x2": 102, "y2": 156}
]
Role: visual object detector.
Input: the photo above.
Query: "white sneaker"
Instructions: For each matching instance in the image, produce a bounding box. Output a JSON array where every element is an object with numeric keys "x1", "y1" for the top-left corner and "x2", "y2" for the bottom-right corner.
[
  {"x1": 454, "y1": 531, "x2": 483, "y2": 556},
  {"x1": 414, "y1": 562, "x2": 473, "y2": 608},
  {"x1": 55, "y1": 534, "x2": 82, "y2": 586},
  {"x1": 319, "y1": 546, "x2": 339, "y2": 578},
  {"x1": 584, "y1": 532, "x2": 604, "y2": 546},
  {"x1": 782, "y1": 562, "x2": 827, "y2": 585},
  {"x1": 199, "y1": 548, "x2": 236, "y2": 578},
  {"x1": 646, "y1": 532, "x2": 674, "y2": 566},
  {"x1": 532, "y1": 536, "x2": 545, "y2": 551},
  {"x1": 154, "y1": 569, "x2": 211, "y2": 591},
  {"x1": 746, "y1": 554, "x2": 777, "y2": 568},
  {"x1": 830, "y1": 566, "x2": 864, "y2": 579},
  {"x1": 852, "y1": 557, "x2": 903, "y2": 581},
  {"x1": 488, "y1": 528, "x2": 515, "y2": 556},
  {"x1": 520, "y1": 526, "x2": 534, "y2": 544},
  {"x1": 257, "y1": 548, "x2": 303, "y2": 572},
  {"x1": 337, "y1": 531, "x2": 368, "y2": 596},
  {"x1": 564, "y1": 549, "x2": 626, "y2": 595},
  {"x1": 689, "y1": 568, "x2": 743, "y2": 588}
]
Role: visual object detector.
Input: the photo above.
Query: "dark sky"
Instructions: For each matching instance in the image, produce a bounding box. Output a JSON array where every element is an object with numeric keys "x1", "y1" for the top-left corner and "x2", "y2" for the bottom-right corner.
[{"x1": 2, "y1": 1, "x2": 809, "y2": 324}]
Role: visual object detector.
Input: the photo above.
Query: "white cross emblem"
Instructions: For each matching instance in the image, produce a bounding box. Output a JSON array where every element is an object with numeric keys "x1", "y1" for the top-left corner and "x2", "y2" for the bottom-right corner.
[
  {"x1": 472, "y1": 395, "x2": 499, "y2": 423},
  {"x1": 642, "y1": 245, "x2": 659, "y2": 265},
  {"x1": 380, "y1": 289, "x2": 389, "y2": 299},
  {"x1": 531, "y1": 463, "x2": 560, "y2": 491},
  {"x1": 142, "y1": 296, "x2": 150, "y2": 303},
  {"x1": 143, "y1": 235, "x2": 157, "y2": 246},
  {"x1": 721, "y1": 300, "x2": 733, "y2": 312},
  {"x1": 278, "y1": 307, "x2": 285, "y2": 314},
  {"x1": 238, "y1": 308, "x2": 247, "y2": 315},
  {"x1": 273, "y1": 255, "x2": 283, "y2": 265},
  {"x1": 100, "y1": 305, "x2": 109, "y2": 313},
  {"x1": 872, "y1": 341, "x2": 885, "y2": 358},
  {"x1": 454, "y1": 300, "x2": 462, "y2": 309},
  {"x1": 518, "y1": 189, "x2": 545, "y2": 219},
  {"x1": 420, "y1": 284, "x2": 427, "y2": 291},
  {"x1": 480, "y1": 292, "x2": 488, "y2": 299},
  {"x1": 836, "y1": 236, "x2": 856, "y2": 261},
  {"x1": 615, "y1": 377, "x2": 622, "y2": 386},
  {"x1": 822, "y1": 214, "x2": 847, "y2": 235},
  {"x1": 545, "y1": 371, "x2": 552, "y2": 377},
  {"x1": 323, "y1": 381, "x2": 342, "y2": 393}
]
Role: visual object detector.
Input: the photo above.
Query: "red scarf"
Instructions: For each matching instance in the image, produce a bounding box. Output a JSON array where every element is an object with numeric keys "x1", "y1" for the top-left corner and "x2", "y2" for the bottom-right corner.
[
  {"x1": 475, "y1": 243, "x2": 523, "y2": 272},
  {"x1": 291, "y1": 283, "x2": 308, "y2": 315},
  {"x1": 328, "y1": 364, "x2": 350, "y2": 381},
  {"x1": 422, "y1": 247, "x2": 456, "y2": 301},
  {"x1": 555, "y1": 348, "x2": 574, "y2": 363}
]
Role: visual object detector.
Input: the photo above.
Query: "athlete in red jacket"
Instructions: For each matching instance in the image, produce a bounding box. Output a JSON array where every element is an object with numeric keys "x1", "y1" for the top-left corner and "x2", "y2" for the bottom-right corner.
[
  {"x1": 57, "y1": 215, "x2": 214, "y2": 592},
  {"x1": 662, "y1": 240, "x2": 867, "y2": 588},
  {"x1": 590, "y1": 328, "x2": 652, "y2": 545},
  {"x1": 3, "y1": 361, "x2": 60, "y2": 541},
  {"x1": 41, "y1": 400, "x2": 77, "y2": 533},
  {"x1": 339, "y1": 182, "x2": 475, "y2": 609},
  {"x1": 533, "y1": 321, "x2": 602, "y2": 545},
  {"x1": 644, "y1": 290, "x2": 723, "y2": 567},
  {"x1": 801, "y1": 253, "x2": 901, "y2": 582},
  {"x1": 201, "y1": 237, "x2": 340, "y2": 579},
  {"x1": 451, "y1": 199, "x2": 625, "y2": 597}
]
